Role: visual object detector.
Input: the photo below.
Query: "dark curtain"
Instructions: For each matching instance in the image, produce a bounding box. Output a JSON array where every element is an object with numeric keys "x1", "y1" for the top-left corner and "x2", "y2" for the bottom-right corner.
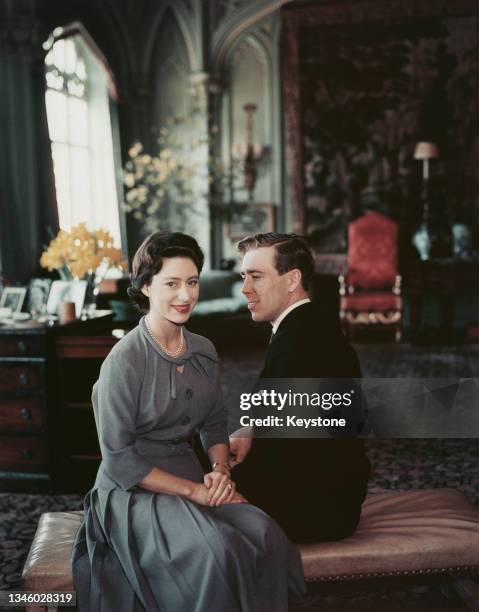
[{"x1": 0, "y1": 16, "x2": 59, "y2": 283}]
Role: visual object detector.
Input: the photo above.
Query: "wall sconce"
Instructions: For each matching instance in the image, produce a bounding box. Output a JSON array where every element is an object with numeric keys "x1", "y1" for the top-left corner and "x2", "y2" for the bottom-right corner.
[
  {"x1": 412, "y1": 141, "x2": 439, "y2": 260},
  {"x1": 231, "y1": 103, "x2": 266, "y2": 201}
]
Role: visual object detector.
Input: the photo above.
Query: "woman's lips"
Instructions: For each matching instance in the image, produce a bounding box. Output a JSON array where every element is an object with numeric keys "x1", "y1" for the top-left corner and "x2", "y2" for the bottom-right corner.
[{"x1": 172, "y1": 305, "x2": 190, "y2": 313}]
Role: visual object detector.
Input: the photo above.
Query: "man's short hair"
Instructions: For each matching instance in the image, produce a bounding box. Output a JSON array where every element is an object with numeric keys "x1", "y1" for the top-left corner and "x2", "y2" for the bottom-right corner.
[{"x1": 237, "y1": 232, "x2": 314, "y2": 291}]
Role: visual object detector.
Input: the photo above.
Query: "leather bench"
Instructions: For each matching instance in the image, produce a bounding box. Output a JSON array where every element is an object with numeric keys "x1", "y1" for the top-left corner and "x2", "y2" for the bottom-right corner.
[{"x1": 22, "y1": 488, "x2": 479, "y2": 611}]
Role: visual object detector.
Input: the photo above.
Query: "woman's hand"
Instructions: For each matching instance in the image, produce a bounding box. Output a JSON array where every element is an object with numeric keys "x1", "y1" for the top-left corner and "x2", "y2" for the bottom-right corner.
[
  {"x1": 187, "y1": 483, "x2": 212, "y2": 506},
  {"x1": 187, "y1": 481, "x2": 248, "y2": 506},
  {"x1": 203, "y1": 471, "x2": 236, "y2": 506},
  {"x1": 227, "y1": 491, "x2": 248, "y2": 504}
]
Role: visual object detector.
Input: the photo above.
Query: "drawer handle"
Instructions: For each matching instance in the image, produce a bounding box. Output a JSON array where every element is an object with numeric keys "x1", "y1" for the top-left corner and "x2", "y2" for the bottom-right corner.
[
  {"x1": 20, "y1": 408, "x2": 32, "y2": 421},
  {"x1": 19, "y1": 373, "x2": 29, "y2": 386},
  {"x1": 17, "y1": 340, "x2": 27, "y2": 353},
  {"x1": 19, "y1": 448, "x2": 33, "y2": 460}
]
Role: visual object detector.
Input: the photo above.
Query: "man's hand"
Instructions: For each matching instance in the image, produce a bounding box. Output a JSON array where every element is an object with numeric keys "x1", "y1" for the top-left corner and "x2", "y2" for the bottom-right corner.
[{"x1": 229, "y1": 436, "x2": 252, "y2": 468}]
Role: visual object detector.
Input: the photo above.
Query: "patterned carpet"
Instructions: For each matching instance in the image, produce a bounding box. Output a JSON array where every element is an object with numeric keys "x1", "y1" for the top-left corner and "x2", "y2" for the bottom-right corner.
[
  {"x1": 221, "y1": 343, "x2": 479, "y2": 380},
  {"x1": 1, "y1": 344, "x2": 478, "y2": 611}
]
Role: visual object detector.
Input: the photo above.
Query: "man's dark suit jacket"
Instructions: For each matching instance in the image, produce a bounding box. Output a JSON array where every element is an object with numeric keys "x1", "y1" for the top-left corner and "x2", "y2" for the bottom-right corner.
[{"x1": 233, "y1": 301, "x2": 370, "y2": 543}]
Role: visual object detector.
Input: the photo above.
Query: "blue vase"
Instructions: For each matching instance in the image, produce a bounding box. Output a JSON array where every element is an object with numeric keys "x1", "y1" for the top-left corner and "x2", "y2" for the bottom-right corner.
[{"x1": 412, "y1": 224, "x2": 431, "y2": 261}]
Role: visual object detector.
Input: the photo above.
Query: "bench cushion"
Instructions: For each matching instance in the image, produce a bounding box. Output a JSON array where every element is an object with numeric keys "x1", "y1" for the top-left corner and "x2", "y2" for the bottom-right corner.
[
  {"x1": 300, "y1": 488, "x2": 479, "y2": 580},
  {"x1": 22, "y1": 489, "x2": 479, "y2": 592},
  {"x1": 22, "y1": 511, "x2": 82, "y2": 592}
]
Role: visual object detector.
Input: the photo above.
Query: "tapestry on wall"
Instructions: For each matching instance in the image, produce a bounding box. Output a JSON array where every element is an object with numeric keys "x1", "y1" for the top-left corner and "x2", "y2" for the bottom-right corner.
[{"x1": 282, "y1": 2, "x2": 479, "y2": 255}]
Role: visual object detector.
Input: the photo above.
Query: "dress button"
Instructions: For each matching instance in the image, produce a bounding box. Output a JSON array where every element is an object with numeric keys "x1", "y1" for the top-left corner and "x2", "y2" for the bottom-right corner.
[
  {"x1": 181, "y1": 416, "x2": 191, "y2": 425},
  {"x1": 186, "y1": 389, "x2": 194, "y2": 399}
]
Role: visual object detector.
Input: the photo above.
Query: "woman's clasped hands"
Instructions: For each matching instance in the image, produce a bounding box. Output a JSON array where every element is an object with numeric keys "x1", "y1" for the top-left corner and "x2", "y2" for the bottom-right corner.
[{"x1": 189, "y1": 470, "x2": 247, "y2": 507}]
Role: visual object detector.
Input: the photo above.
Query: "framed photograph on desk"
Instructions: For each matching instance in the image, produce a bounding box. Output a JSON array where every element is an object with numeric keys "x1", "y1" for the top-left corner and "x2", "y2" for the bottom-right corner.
[
  {"x1": 47, "y1": 280, "x2": 87, "y2": 317},
  {"x1": 27, "y1": 278, "x2": 52, "y2": 315},
  {"x1": 0, "y1": 286, "x2": 27, "y2": 312},
  {"x1": 229, "y1": 203, "x2": 275, "y2": 240}
]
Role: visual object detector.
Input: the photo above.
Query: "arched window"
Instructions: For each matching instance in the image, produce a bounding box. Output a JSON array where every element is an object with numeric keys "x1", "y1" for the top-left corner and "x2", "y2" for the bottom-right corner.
[{"x1": 45, "y1": 27, "x2": 123, "y2": 248}]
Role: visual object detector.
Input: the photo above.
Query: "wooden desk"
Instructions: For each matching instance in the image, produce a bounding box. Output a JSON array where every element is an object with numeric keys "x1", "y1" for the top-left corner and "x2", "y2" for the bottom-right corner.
[
  {"x1": 0, "y1": 314, "x2": 117, "y2": 492},
  {"x1": 0, "y1": 323, "x2": 49, "y2": 491},
  {"x1": 54, "y1": 331, "x2": 118, "y2": 493}
]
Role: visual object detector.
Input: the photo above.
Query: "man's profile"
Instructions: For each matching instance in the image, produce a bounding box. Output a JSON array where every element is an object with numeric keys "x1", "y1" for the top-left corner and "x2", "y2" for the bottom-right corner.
[{"x1": 230, "y1": 232, "x2": 370, "y2": 543}]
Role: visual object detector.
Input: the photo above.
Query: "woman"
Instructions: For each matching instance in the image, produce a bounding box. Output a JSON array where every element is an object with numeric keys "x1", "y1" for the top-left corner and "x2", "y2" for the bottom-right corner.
[{"x1": 72, "y1": 231, "x2": 305, "y2": 612}]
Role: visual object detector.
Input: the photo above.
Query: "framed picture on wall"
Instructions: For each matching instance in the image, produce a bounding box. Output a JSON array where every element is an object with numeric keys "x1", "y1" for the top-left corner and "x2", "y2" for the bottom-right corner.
[
  {"x1": 229, "y1": 203, "x2": 275, "y2": 240},
  {"x1": 0, "y1": 287, "x2": 27, "y2": 313}
]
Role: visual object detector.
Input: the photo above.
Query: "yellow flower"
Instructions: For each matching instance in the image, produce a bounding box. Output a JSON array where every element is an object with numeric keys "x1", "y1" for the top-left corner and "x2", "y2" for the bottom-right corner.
[
  {"x1": 69, "y1": 260, "x2": 88, "y2": 279},
  {"x1": 154, "y1": 159, "x2": 169, "y2": 175},
  {"x1": 40, "y1": 224, "x2": 123, "y2": 280},
  {"x1": 98, "y1": 247, "x2": 122, "y2": 264},
  {"x1": 124, "y1": 173, "x2": 135, "y2": 188},
  {"x1": 128, "y1": 142, "x2": 143, "y2": 157},
  {"x1": 126, "y1": 189, "x2": 138, "y2": 202},
  {"x1": 40, "y1": 250, "x2": 63, "y2": 271},
  {"x1": 95, "y1": 229, "x2": 114, "y2": 247},
  {"x1": 137, "y1": 186, "x2": 148, "y2": 203},
  {"x1": 70, "y1": 223, "x2": 92, "y2": 242}
]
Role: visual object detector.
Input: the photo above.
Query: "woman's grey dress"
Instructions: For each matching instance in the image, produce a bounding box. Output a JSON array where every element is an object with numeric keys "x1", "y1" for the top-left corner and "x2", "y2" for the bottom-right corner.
[{"x1": 72, "y1": 317, "x2": 305, "y2": 611}]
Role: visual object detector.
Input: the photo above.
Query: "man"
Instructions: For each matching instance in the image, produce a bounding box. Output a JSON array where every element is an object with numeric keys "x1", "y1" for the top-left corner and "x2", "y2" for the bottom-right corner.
[{"x1": 230, "y1": 233, "x2": 370, "y2": 543}]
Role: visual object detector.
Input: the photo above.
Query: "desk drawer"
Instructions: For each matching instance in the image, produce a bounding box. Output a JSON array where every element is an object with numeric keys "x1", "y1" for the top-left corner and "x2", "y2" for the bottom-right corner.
[
  {"x1": 0, "y1": 335, "x2": 46, "y2": 357},
  {"x1": 0, "y1": 399, "x2": 43, "y2": 431},
  {"x1": 0, "y1": 363, "x2": 43, "y2": 394},
  {"x1": 0, "y1": 436, "x2": 47, "y2": 470}
]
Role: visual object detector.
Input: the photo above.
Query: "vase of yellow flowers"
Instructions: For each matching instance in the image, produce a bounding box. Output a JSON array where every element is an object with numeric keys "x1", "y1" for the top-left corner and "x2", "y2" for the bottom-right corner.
[{"x1": 40, "y1": 224, "x2": 126, "y2": 315}]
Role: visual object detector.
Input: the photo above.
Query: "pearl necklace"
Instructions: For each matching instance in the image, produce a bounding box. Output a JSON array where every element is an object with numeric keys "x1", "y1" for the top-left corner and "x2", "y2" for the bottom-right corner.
[{"x1": 145, "y1": 316, "x2": 184, "y2": 357}]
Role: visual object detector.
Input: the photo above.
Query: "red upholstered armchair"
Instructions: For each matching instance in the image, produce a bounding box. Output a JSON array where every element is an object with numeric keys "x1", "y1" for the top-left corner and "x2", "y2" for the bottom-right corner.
[{"x1": 339, "y1": 212, "x2": 402, "y2": 342}]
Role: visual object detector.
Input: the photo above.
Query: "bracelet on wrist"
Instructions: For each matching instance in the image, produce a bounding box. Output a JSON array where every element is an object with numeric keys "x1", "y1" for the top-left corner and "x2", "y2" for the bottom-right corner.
[{"x1": 212, "y1": 461, "x2": 230, "y2": 474}]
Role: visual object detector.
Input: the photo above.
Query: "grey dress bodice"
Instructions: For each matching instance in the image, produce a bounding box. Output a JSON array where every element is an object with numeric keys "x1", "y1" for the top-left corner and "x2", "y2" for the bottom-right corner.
[{"x1": 92, "y1": 317, "x2": 228, "y2": 490}]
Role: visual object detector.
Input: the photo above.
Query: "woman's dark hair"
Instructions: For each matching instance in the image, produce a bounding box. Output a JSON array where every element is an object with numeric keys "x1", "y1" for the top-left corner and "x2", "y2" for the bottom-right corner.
[{"x1": 127, "y1": 231, "x2": 204, "y2": 311}]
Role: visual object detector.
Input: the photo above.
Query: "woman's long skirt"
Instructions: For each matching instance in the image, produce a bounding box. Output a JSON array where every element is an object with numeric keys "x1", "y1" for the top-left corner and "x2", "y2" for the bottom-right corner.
[{"x1": 72, "y1": 446, "x2": 305, "y2": 612}]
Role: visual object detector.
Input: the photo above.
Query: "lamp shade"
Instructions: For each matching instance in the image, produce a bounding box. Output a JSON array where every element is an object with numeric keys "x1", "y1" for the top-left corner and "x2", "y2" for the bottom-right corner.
[{"x1": 414, "y1": 142, "x2": 439, "y2": 160}]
